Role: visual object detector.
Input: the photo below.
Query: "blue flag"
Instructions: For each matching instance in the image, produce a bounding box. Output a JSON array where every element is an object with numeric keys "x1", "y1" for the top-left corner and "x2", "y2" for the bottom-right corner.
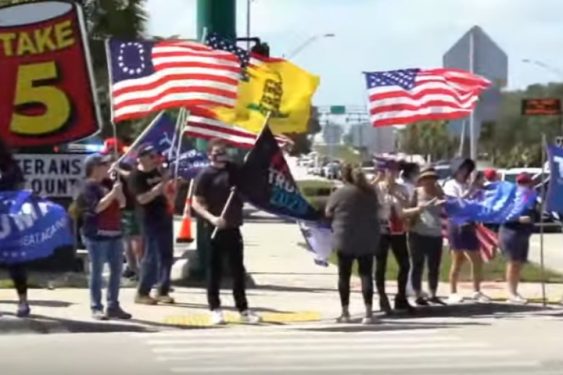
[
  {"x1": 298, "y1": 221, "x2": 333, "y2": 267},
  {"x1": 121, "y1": 112, "x2": 209, "y2": 179},
  {"x1": 444, "y1": 181, "x2": 537, "y2": 224},
  {"x1": 0, "y1": 191, "x2": 73, "y2": 265},
  {"x1": 547, "y1": 145, "x2": 563, "y2": 212},
  {"x1": 237, "y1": 126, "x2": 322, "y2": 222}
]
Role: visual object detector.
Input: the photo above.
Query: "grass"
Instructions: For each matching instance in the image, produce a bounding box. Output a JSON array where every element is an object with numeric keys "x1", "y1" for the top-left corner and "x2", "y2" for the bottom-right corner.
[
  {"x1": 329, "y1": 248, "x2": 563, "y2": 283},
  {"x1": 313, "y1": 145, "x2": 361, "y2": 164}
]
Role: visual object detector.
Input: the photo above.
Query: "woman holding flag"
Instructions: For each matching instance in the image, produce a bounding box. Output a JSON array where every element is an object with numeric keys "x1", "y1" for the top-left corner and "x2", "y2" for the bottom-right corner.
[
  {"x1": 0, "y1": 138, "x2": 30, "y2": 317},
  {"x1": 499, "y1": 172, "x2": 536, "y2": 304}
]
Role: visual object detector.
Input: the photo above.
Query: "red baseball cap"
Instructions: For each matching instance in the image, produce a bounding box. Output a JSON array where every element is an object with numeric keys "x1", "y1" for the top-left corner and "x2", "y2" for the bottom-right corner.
[
  {"x1": 516, "y1": 172, "x2": 533, "y2": 185},
  {"x1": 102, "y1": 137, "x2": 124, "y2": 155},
  {"x1": 483, "y1": 168, "x2": 497, "y2": 181}
]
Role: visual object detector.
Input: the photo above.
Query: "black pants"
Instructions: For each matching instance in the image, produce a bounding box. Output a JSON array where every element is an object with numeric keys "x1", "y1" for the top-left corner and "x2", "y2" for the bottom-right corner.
[
  {"x1": 8, "y1": 264, "x2": 27, "y2": 296},
  {"x1": 375, "y1": 234, "x2": 410, "y2": 298},
  {"x1": 408, "y1": 232, "x2": 443, "y2": 294},
  {"x1": 207, "y1": 228, "x2": 248, "y2": 312},
  {"x1": 337, "y1": 252, "x2": 374, "y2": 307}
]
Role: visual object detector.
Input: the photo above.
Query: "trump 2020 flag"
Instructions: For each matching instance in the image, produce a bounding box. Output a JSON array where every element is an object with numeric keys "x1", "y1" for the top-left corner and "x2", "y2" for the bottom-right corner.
[
  {"x1": 547, "y1": 145, "x2": 563, "y2": 212},
  {"x1": 237, "y1": 125, "x2": 322, "y2": 221},
  {"x1": 0, "y1": 191, "x2": 73, "y2": 264},
  {"x1": 444, "y1": 181, "x2": 537, "y2": 225}
]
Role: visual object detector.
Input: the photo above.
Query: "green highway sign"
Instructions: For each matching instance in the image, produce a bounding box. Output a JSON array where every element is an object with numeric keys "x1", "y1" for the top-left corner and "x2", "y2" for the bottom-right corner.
[{"x1": 330, "y1": 105, "x2": 346, "y2": 115}]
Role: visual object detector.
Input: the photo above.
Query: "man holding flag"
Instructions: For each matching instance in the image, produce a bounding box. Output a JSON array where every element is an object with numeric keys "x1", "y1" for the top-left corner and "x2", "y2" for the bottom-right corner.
[{"x1": 192, "y1": 139, "x2": 261, "y2": 325}]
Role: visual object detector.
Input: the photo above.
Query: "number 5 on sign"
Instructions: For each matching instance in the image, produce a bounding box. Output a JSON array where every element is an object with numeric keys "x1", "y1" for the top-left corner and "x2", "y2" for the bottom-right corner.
[{"x1": 11, "y1": 61, "x2": 71, "y2": 135}]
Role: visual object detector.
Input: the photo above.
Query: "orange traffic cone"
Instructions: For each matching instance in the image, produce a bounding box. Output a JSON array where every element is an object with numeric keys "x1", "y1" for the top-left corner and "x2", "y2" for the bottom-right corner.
[{"x1": 176, "y1": 180, "x2": 194, "y2": 243}]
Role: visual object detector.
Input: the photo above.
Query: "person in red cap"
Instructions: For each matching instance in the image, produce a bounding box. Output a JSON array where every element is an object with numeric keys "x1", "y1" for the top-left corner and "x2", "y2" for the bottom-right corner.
[
  {"x1": 483, "y1": 168, "x2": 498, "y2": 184},
  {"x1": 499, "y1": 172, "x2": 537, "y2": 304}
]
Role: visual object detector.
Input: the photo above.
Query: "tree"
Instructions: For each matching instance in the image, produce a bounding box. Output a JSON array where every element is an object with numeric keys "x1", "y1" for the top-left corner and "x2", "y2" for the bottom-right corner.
[
  {"x1": 398, "y1": 121, "x2": 458, "y2": 162},
  {"x1": 287, "y1": 106, "x2": 321, "y2": 156}
]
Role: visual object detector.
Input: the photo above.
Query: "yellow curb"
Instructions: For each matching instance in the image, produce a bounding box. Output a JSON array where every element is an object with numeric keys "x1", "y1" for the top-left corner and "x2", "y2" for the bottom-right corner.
[{"x1": 163, "y1": 311, "x2": 322, "y2": 327}]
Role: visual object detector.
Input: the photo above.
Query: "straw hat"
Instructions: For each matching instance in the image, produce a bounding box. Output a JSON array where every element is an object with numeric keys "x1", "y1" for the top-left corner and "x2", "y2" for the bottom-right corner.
[{"x1": 418, "y1": 167, "x2": 439, "y2": 182}]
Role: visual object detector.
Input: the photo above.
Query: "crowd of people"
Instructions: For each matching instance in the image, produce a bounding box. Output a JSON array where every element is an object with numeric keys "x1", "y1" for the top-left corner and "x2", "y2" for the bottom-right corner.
[
  {"x1": 0, "y1": 136, "x2": 537, "y2": 325},
  {"x1": 326, "y1": 158, "x2": 537, "y2": 324}
]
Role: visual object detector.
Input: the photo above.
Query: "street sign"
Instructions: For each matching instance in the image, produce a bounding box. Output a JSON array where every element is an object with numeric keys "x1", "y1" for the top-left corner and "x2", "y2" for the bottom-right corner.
[
  {"x1": 521, "y1": 98, "x2": 561, "y2": 116},
  {"x1": 330, "y1": 105, "x2": 346, "y2": 115}
]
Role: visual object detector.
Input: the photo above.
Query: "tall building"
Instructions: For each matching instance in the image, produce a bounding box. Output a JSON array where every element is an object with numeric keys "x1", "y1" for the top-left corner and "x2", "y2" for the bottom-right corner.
[{"x1": 443, "y1": 26, "x2": 508, "y2": 139}]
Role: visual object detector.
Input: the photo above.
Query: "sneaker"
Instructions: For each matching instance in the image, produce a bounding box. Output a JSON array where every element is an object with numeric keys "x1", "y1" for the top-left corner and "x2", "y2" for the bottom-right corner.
[
  {"x1": 92, "y1": 310, "x2": 108, "y2": 321},
  {"x1": 106, "y1": 306, "x2": 132, "y2": 320},
  {"x1": 122, "y1": 268, "x2": 136, "y2": 279},
  {"x1": 210, "y1": 309, "x2": 225, "y2": 325},
  {"x1": 394, "y1": 296, "x2": 416, "y2": 314},
  {"x1": 336, "y1": 313, "x2": 352, "y2": 323},
  {"x1": 472, "y1": 291, "x2": 492, "y2": 303},
  {"x1": 507, "y1": 294, "x2": 528, "y2": 305},
  {"x1": 379, "y1": 295, "x2": 392, "y2": 314},
  {"x1": 429, "y1": 296, "x2": 447, "y2": 306},
  {"x1": 155, "y1": 295, "x2": 175, "y2": 304},
  {"x1": 240, "y1": 310, "x2": 262, "y2": 324},
  {"x1": 447, "y1": 293, "x2": 464, "y2": 304},
  {"x1": 16, "y1": 304, "x2": 30, "y2": 318},
  {"x1": 135, "y1": 295, "x2": 157, "y2": 305},
  {"x1": 415, "y1": 297, "x2": 429, "y2": 306},
  {"x1": 361, "y1": 316, "x2": 375, "y2": 325}
]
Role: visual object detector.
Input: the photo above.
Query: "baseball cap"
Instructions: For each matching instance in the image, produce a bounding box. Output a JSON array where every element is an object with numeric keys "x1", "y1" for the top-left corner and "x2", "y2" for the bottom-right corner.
[
  {"x1": 483, "y1": 168, "x2": 497, "y2": 181},
  {"x1": 102, "y1": 137, "x2": 124, "y2": 155},
  {"x1": 137, "y1": 143, "x2": 157, "y2": 157},
  {"x1": 516, "y1": 172, "x2": 533, "y2": 185},
  {"x1": 84, "y1": 153, "x2": 112, "y2": 176}
]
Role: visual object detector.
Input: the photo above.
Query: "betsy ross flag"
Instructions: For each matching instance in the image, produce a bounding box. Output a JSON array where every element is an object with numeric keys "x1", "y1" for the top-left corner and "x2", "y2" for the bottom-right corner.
[
  {"x1": 364, "y1": 68, "x2": 491, "y2": 127},
  {"x1": 107, "y1": 39, "x2": 241, "y2": 122}
]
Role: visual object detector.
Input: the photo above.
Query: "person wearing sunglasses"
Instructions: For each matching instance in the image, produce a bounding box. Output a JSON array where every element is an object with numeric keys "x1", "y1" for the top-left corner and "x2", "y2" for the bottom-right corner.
[{"x1": 129, "y1": 143, "x2": 175, "y2": 306}]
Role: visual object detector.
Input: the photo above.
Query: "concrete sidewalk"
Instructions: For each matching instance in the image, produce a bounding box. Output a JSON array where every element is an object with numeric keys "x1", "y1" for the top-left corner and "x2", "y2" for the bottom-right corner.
[{"x1": 2, "y1": 213, "x2": 563, "y2": 334}]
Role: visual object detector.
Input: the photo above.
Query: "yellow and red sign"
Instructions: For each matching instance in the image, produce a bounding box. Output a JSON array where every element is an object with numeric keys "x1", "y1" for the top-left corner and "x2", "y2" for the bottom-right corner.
[{"x1": 0, "y1": 1, "x2": 100, "y2": 147}]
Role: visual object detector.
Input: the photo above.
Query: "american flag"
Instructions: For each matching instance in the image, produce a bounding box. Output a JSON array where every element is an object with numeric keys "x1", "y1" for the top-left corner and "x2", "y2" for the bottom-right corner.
[
  {"x1": 107, "y1": 39, "x2": 241, "y2": 122},
  {"x1": 365, "y1": 68, "x2": 491, "y2": 127},
  {"x1": 440, "y1": 218, "x2": 498, "y2": 262},
  {"x1": 185, "y1": 112, "x2": 292, "y2": 150}
]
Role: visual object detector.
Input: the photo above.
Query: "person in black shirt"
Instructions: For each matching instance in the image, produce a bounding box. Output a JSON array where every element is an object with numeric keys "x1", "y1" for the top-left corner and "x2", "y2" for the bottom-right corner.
[
  {"x1": 0, "y1": 138, "x2": 30, "y2": 318},
  {"x1": 192, "y1": 139, "x2": 261, "y2": 325},
  {"x1": 129, "y1": 143, "x2": 175, "y2": 305}
]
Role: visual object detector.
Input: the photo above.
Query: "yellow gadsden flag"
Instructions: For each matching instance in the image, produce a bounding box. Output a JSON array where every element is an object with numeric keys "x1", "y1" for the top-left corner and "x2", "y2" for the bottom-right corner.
[{"x1": 213, "y1": 57, "x2": 320, "y2": 134}]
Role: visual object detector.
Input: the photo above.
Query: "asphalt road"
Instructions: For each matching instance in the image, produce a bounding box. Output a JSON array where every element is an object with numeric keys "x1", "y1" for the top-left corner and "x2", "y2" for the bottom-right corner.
[{"x1": 3, "y1": 306, "x2": 563, "y2": 375}]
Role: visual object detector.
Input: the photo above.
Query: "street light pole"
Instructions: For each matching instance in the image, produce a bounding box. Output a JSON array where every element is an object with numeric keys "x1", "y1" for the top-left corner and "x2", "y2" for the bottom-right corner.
[{"x1": 284, "y1": 33, "x2": 335, "y2": 59}]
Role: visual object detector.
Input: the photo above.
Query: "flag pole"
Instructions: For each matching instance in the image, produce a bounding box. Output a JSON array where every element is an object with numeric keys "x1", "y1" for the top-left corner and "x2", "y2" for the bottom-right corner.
[
  {"x1": 210, "y1": 111, "x2": 272, "y2": 240},
  {"x1": 173, "y1": 108, "x2": 188, "y2": 180},
  {"x1": 540, "y1": 133, "x2": 547, "y2": 307}
]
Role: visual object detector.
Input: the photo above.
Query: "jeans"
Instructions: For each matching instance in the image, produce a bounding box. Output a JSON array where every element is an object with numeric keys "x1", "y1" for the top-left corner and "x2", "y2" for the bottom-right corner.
[
  {"x1": 337, "y1": 252, "x2": 373, "y2": 307},
  {"x1": 138, "y1": 221, "x2": 174, "y2": 297},
  {"x1": 375, "y1": 234, "x2": 410, "y2": 299},
  {"x1": 207, "y1": 228, "x2": 248, "y2": 312},
  {"x1": 83, "y1": 237, "x2": 124, "y2": 312},
  {"x1": 8, "y1": 264, "x2": 27, "y2": 296},
  {"x1": 408, "y1": 232, "x2": 443, "y2": 295}
]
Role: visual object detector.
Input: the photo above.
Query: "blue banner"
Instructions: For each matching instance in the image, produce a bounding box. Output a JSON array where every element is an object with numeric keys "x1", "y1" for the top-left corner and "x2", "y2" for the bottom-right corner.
[
  {"x1": 444, "y1": 181, "x2": 537, "y2": 224},
  {"x1": 237, "y1": 126, "x2": 322, "y2": 222},
  {"x1": 298, "y1": 221, "x2": 333, "y2": 266},
  {"x1": 121, "y1": 112, "x2": 209, "y2": 179},
  {"x1": 0, "y1": 191, "x2": 73, "y2": 265},
  {"x1": 547, "y1": 145, "x2": 563, "y2": 212}
]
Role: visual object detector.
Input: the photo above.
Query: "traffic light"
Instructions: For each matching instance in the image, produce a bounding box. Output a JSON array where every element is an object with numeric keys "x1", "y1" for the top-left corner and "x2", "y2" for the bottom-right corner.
[{"x1": 251, "y1": 42, "x2": 270, "y2": 57}]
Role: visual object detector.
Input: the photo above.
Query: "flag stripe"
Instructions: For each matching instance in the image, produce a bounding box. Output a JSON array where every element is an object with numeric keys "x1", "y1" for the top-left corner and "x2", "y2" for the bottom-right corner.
[
  {"x1": 109, "y1": 40, "x2": 241, "y2": 123},
  {"x1": 365, "y1": 68, "x2": 491, "y2": 127}
]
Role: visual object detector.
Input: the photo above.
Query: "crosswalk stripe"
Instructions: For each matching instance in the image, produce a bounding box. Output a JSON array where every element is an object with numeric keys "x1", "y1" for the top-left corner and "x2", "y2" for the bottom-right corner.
[
  {"x1": 156, "y1": 349, "x2": 518, "y2": 362},
  {"x1": 146, "y1": 335, "x2": 461, "y2": 346},
  {"x1": 170, "y1": 361, "x2": 541, "y2": 373},
  {"x1": 152, "y1": 342, "x2": 488, "y2": 354}
]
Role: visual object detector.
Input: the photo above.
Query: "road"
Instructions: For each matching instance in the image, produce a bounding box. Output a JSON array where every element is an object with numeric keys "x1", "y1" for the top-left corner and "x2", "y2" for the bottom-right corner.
[{"x1": 3, "y1": 307, "x2": 563, "y2": 375}]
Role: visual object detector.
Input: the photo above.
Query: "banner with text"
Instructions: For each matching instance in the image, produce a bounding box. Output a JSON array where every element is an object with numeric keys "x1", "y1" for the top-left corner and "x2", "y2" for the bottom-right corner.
[
  {"x1": 15, "y1": 153, "x2": 85, "y2": 198},
  {"x1": 0, "y1": 1, "x2": 100, "y2": 147},
  {"x1": 237, "y1": 125, "x2": 322, "y2": 221},
  {"x1": 547, "y1": 145, "x2": 563, "y2": 212},
  {"x1": 0, "y1": 191, "x2": 73, "y2": 264}
]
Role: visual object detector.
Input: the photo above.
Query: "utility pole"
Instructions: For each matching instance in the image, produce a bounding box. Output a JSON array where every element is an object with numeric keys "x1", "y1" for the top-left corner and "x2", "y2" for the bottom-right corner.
[{"x1": 194, "y1": 0, "x2": 237, "y2": 280}]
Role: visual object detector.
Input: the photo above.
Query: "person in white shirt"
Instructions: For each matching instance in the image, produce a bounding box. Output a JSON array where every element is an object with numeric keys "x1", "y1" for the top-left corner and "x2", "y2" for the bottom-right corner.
[{"x1": 443, "y1": 158, "x2": 491, "y2": 304}]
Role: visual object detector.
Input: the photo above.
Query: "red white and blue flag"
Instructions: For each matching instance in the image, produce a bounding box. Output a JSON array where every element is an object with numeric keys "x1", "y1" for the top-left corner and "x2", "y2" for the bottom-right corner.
[
  {"x1": 107, "y1": 39, "x2": 241, "y2": 122},
  {"x1": 365, "y1": 68, "x2": 491, "y2": 127}
]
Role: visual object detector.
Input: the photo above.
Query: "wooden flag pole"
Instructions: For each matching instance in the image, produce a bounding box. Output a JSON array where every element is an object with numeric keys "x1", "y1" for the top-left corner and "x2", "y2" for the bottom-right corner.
[{"x1": 540, "y1": 133, "x2": 548, "y2": 307}]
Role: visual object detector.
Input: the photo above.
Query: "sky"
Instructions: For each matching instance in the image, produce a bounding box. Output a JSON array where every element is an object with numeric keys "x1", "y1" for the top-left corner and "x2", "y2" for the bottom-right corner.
[{"x1": 146, "y1": 0, "x2": 563, "y2": 107}]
